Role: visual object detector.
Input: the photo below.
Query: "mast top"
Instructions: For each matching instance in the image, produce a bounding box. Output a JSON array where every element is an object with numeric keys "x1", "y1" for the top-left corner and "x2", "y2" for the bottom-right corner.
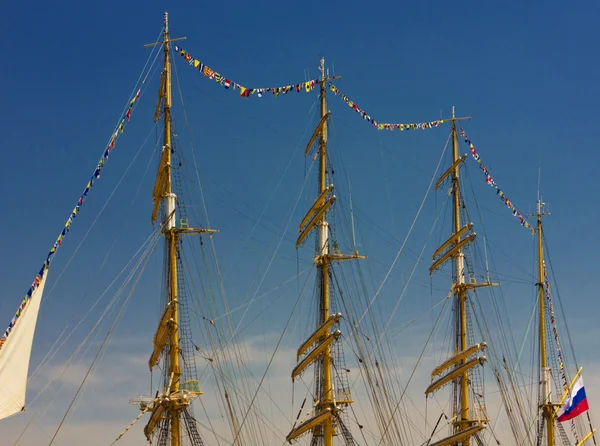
[
  {"x1": 315, "y1": 57, "x2": 341, "y2": 85},
  {"x1": 529, "y1": 199, "x2": 550, "y2": 220},
  {"x1": 319, "y1": 57, "x2": 326, "y2": 80},
  {"x1": 445, "y1": 106, "x2": 470, "y2": 123},
  {"x1": 530, "y1": 169, "x2": 550, "y2": 222},
  {"x1": 144, "y1": 13, "x2": 185, "y2": 48}
]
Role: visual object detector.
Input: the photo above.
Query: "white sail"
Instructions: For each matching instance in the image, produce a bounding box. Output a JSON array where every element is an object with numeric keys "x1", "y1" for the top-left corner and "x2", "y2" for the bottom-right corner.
[{"x1": 0, "y1": 270, "x2": 48, "y2": 419}]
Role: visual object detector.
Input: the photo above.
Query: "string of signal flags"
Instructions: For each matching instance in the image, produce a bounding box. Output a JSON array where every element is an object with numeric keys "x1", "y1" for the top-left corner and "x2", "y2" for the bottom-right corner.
[
  {"x1": 460, "y1": 129, "x2": 535, "y2": 235},
  {"x1": 175, "y1": 45, "x2": 534, "y2": 233},
  {"x1": 0, "y1": 89, "x2": 143, "y2": 352},
  {"x1": 174, "y1": 45, "x2": 444, "y2": 132}
]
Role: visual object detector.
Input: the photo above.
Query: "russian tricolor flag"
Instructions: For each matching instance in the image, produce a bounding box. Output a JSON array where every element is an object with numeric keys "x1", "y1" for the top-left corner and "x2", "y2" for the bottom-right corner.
[{"x1": 558, "y1": 376, "x2": 589, "y2": 422}]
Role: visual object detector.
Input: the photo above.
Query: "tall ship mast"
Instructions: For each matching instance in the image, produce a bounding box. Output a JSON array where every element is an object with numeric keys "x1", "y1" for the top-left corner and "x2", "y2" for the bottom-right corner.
[
  {"x1": 286, "y1": 58, "x2": 365, "y2": 446},
  {"x1": 533, "y1": 199, "x2": 556, "y2": 445},
  {"x1": 426, "y1": 108, "x2": 496, "y2": 446},
  {"x1": 140, "y1": 12, "x2": 218, "y2": 445},
  {"x1": 529, "y1": 199, "x2": 597, "y2": 446},
  {"x1": 531, "y1": 200, "x2": 595, "y2": 446}
]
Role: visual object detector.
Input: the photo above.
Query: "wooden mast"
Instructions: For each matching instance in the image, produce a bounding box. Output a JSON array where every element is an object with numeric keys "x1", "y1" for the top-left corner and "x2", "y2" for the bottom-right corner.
[
  {"x1": 451, "y1": 108, "x2": 470, "y2": 443},
  {"x1": 141, "y1": 12, "x2": 217, "y2": 445},
  {"x1": 162, "y1": 14, "x2": 182, "y2": 445},
  {"x1": 427, "y1": 108, "x2": 496, "y2": 446},
  {"x1": 287, "y1": 58, "x2": 364, "y2": 445},
  {"x1": 317, "y1": 58, "x2": 335, "y2": 446},
  {"x1": 533, "y1": 199, "x2": 554, "y2": 445}
]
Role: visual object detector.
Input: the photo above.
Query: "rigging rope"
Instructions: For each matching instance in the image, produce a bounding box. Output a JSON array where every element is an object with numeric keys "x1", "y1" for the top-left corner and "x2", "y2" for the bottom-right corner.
[
  {"x1": 543, "y1": 260, "x2": 580, "y2": 443},
  {"x1": 173, "y1": 64, "x2": 323, "y2": 440},
  {"x1": 1, "y1": 29, "x2": 165, "y2": 361},
  {"x1": 10, "y1": 127, "x2": 167, "y2": 444},
  {"x1": 231, "y1": 263, "x2": 315, "y2": 445},
  {"x1": 110, "y1": 409, "x2": 150, "y2": 445},
  {"x1": 13, "y1": 213, "x2": 162, "y2": 443},
  {"x1": 377, "y1": 293, "x2": 451, "y2": 446},
  {"x1": 12, "y1": 233, "x2": 161, "y2": 445},
  {"x1": 173, "y1": 51, "x2": 320, "y2": 372},
  {"x1": 41, "y1": 112, "x2": 160, "y2": 307},
  {"x1": 169, "y1": 61, "x2": 322, "y2": 438},
  {"x1": 326, "y1": 135, "x2": 450, "y2": 444},
  {"x1": 355, "y1": 132, "x2": 451, "y2": 328},
  {"x1": 31, "y1": 122, "x2": 161, "y2": 374},
  {"x1": 457, "y1": 156, "x2": 540, "y2": 445},
  {"x1": 47, "y1": 229, "x2": 160, "y2": 444}
]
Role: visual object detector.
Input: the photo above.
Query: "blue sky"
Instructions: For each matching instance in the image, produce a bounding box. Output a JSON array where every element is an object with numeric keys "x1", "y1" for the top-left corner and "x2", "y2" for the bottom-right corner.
[{"x1": 1, "y1": 0, "x2": 599, "y2": 444}]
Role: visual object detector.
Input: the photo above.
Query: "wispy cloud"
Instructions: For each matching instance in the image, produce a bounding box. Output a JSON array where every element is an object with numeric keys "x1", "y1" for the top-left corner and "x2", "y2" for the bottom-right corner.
[{"x1": 4, "y1": 325, "x2": 600, "y2": 446}]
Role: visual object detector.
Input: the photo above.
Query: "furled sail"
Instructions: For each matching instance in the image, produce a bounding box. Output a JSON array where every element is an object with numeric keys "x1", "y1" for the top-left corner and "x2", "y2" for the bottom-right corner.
[{"x1": 0, "y1": 268, "x2": 48, "y2": 419}]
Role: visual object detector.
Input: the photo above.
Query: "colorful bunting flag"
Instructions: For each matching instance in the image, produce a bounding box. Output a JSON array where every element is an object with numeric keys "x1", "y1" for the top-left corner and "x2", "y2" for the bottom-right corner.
[
  {"x1": 328, "y1": 83, "x2": 446, "y2": 131},
  {"x1": 0, "y1": 88, "x2": 143, "y2": 352},
  {"x1": 460, "y1": 129, "x2": 534, "y2": 235},
  {"x1": 174, "y1": 45, "x2": 319, "y2": 98}
]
